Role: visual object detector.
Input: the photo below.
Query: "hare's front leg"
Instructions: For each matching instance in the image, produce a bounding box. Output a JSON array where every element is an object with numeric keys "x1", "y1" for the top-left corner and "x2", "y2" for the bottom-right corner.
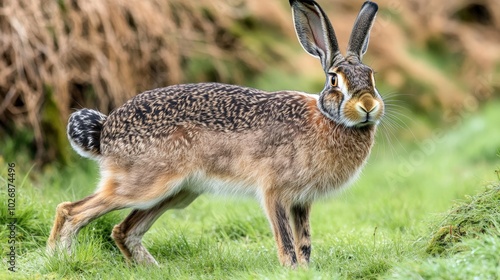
[
  {"x1": 291, "y1": 204, "x2": 311, "y2": 266},
  {"x1": 112, "y1": 190, "x2": 198, "y2": 265},
  {"x1": 262, "y1": 193, "x2": 297, "y2": 268}
]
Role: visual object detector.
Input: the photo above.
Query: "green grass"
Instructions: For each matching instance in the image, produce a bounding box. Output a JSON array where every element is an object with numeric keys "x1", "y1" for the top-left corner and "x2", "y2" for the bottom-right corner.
[{"x1": 1, "y1": 101, "x2": 499, "y2": 279}]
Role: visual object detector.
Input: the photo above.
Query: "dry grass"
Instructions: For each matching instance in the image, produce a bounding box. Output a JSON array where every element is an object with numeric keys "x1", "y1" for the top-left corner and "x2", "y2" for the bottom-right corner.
[
  {"x1": 375, "y1": 0, "x2": 500, "y2": 111},
  {"x1": 1, "y1": 0, "x2": 499, "y2": 162}
]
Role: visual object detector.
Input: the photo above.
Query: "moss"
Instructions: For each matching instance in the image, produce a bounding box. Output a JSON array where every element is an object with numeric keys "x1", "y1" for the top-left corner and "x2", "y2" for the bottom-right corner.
[{"x1": 426, "y1": 183, "x2": 500, "y2": 255}]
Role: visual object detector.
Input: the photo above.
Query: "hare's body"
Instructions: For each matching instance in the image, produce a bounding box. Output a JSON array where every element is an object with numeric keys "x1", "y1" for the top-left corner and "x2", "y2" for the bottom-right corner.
[
  {"x1": 98, "y1": 83, "x2": 373, "y2": 204},
  {"x1": 49, "y1": 0, "x2": 383, "y2": 268}
]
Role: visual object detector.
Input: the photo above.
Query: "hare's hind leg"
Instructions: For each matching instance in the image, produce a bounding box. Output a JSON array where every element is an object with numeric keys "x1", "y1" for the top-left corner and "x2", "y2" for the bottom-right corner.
[
  {"x1": 290, "y1": 204, "x2": 312, "y2": 266},
  {"x1": 47, "y1": 178, "x2": 124, "y2": 253},
  {"x1": 112, "y1": 190, "x2": 198, "y2": 265},
  {"x1": 47, "y1": 166, "x2": 186, "y2": 255}
]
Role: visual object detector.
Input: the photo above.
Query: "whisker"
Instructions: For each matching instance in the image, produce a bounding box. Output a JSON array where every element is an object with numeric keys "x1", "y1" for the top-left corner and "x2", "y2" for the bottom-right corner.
[{"x1": 373, "y1": 91, "x2": 418, "y2": 159}]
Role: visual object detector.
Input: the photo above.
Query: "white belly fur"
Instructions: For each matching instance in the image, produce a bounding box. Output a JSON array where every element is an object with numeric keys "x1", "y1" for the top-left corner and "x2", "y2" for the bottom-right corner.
[{"x1": 183, "y1": 171, "x2": 259, "y2": 198}]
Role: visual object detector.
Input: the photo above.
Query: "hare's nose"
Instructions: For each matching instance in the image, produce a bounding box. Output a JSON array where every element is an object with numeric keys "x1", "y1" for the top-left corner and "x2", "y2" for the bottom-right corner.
[{"x1": 357, "y1": 93, "x2": 380, "y2": 114}]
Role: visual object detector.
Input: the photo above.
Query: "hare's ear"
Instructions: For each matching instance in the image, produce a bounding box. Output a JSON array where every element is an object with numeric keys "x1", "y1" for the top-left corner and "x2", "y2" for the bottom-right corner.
[
  {"x1": 290, "y1": 0, "x2": 342, "y2": 72},
  {"x1": 347, "y1": 1, "x2": 378, "y2": 60}
]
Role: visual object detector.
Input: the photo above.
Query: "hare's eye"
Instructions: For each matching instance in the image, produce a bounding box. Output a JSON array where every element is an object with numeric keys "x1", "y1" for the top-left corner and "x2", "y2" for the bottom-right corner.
[{"x1": 330, "y1": 74, "x2": 338, "y2": 87}]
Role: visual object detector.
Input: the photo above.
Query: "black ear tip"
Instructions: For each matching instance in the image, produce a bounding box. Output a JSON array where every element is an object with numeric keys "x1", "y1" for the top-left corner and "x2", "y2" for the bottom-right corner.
[
  {"x1": 363, "y1": 1, "x2": 379, "y2": 12},
  {"x1": 290, "y1": 0, "x2": 318, "y2": 7}
]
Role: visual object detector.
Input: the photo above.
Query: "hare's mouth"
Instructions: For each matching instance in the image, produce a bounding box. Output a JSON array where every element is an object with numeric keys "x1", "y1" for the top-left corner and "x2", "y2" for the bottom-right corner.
[
  {"x1": 355, "y1": 119, "x2": 377, "y2": 128},
  {"x1": 342, "y1": 108, "x2": 381, "y2": 128},
  {"x1": 338, "y1": 115, "x2": 378, "y2": 128},
  {"x1": 352, "y1": 112, "x2": 381, "y2": 127}
]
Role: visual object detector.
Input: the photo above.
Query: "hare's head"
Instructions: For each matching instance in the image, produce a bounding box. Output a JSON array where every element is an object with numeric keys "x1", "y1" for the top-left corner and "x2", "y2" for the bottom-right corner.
[{"x1": 291, "y1": 0, "x2": 384, "y2": 127}]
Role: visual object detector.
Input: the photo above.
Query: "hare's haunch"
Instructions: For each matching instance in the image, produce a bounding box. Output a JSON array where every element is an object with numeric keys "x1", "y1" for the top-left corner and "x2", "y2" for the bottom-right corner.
[{"x1": 48, "y1": 0, "x2": 383, "y2": 268}]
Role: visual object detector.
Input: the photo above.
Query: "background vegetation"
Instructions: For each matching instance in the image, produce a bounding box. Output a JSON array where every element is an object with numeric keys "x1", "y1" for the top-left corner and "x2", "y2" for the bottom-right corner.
[{"x1": 0, "y1": 0, "x2": 499, "y2": 279}]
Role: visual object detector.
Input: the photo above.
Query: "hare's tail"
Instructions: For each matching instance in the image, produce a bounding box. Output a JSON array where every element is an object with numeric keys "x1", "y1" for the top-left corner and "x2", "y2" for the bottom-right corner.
[{"x1": 67, "y1": 109, "x2": 107, "y2": 159}]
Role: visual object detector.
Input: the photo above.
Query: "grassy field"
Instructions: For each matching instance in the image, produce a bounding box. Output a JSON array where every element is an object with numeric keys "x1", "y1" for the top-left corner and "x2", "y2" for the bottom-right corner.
[{"x1": 1, "y1": 100, "x2": 499, "y2": 279}]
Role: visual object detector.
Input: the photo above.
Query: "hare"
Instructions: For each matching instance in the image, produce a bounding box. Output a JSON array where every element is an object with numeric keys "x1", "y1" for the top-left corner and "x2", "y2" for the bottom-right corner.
[{"x1": 48, "y1": 0, "x2": 382, "y2": 268}]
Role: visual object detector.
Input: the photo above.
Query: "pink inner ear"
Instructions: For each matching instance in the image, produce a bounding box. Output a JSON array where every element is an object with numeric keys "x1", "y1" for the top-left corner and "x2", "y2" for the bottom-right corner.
[
  {"x1": 307, "y1": 8, "x2": 328, "y2": 56},
  {"x1": 306, "y1": 7, "x2": 328, "y2": 56}
]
